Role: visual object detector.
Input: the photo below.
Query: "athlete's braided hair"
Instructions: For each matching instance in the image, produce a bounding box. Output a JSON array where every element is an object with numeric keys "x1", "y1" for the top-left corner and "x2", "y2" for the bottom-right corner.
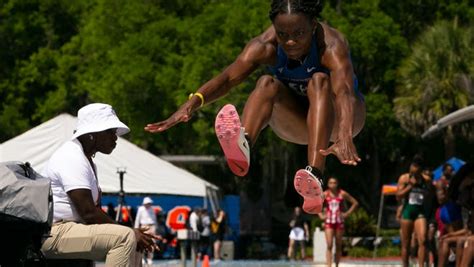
[{"x1": 269, "y1": 0, "x2": 322, "y2": 21}]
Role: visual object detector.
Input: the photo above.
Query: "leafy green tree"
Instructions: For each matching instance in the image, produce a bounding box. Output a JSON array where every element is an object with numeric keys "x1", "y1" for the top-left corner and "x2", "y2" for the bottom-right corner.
[
  {"x1": 2, "y1": 0, "x2": 474, "y2": 217},
  {"x1": 26, "y1": 0, "x2": 273, "y2": 194},
  {"x1": 394, "y1": 20, "x2": 474, "y2": 157},
  {"x1": 322, "y1": 0, "x2": 409, "y2": 94},
  {"x1": 0, "y1": 0, "x2": 92, "y2": 141},
  {"x1": 321, "y1": 0, "x2": 410, "y2": 209},
  {"x1": 379, "y1": 0, "x2": 474, "y2": 41}
]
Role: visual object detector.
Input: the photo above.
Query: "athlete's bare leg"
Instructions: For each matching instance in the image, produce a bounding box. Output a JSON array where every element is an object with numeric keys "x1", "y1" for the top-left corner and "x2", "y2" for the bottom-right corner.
[
  {"x1": 428, "y1": 223, "x2": 437, "y2": 266},
  {"x1": 213, "y1": 240, "x2": 222, "y2": 260},
  {"x1": 306, "y1": 72, "x2": 366, "y2": 170},
  {"x1": 299, "y1": 240, "x2": 306, "y2": 260},
  {"x1": 438, "y1": 235, "x2": 462, "y2": 267},
  {"x1": 241, "y1": 74, "x2": 365, "y2": 172},
  {"x1": 325, "y1": 228, "x2": 335, "y2": 267},
  {"x1": 305, "y1": 73, "x2": 335, "y2": 171},
  {"x1": 241, "y1": 75, "x2": 307, "y2": 146},
  {"x1": 410, "y1": 232, "x2": 418, "y2": 261},
  {"x1": 400, "y1": 219, "x2": 414, "y2": 267},
  {"x1": 455, "y1": 237, "x2": 467, "y2": 267},
  {"x1": 334, "y1": 229, "x2": 344, "y2": 267},
  {"x1": 460, "y1": 236, "x2": 474, "y2": 267},
  {"x1": 414, "y1": 218, "x2": 427, "y2": 267},
  {"x1": 287, "y1": 239, "x2": 295, "y2": 260}
]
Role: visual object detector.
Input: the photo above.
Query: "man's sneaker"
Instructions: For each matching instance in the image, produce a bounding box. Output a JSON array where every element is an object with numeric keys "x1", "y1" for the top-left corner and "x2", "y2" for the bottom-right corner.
[
  {"x1": 215, "y1": 104, "x2": 250, "y2": 176},
  {"x1": 293, "y1": 166, "x2": 324, "y2": 214}
]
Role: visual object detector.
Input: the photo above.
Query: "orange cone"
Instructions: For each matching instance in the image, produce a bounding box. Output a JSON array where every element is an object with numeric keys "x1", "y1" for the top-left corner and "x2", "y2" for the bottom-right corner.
[{"x1": 202, "y1": 255, "x2": 210, "y2": 267}]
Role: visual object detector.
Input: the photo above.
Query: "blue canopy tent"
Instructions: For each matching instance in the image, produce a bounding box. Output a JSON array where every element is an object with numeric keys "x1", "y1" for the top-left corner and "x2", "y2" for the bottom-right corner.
[{"x1": 432, "y1": 157, "x2": 465, "y2": 181}]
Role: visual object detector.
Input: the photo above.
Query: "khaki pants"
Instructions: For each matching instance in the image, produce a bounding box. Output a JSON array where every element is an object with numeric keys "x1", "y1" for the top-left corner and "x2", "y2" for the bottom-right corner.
[{"x1": 41, "y1": 222, "x2": 142, "y2": 267}]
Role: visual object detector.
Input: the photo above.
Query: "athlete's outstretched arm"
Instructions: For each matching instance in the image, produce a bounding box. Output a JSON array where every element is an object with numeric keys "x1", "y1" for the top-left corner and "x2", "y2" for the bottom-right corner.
[
  {"x1": 341, "y1": 190, "x2": 358, "y2": 218},
  {"x1": 145, "y1": 30, "x2": 275, "y2": 133},
  {"x1": 318, "y1": 34, "x2": 361, "y2": 165}
]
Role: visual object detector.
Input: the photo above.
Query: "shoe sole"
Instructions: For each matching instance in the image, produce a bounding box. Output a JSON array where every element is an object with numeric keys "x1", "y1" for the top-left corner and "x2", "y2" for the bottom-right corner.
[
  {"x1": 294, "y1": 169, "x2": 323, "y2": 214},
  {"x1": 215, "y1": 104, "x2": 249, "y2": 176}
]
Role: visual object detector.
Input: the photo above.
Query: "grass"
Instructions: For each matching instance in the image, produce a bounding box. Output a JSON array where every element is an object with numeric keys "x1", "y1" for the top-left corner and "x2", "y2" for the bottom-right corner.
[{"x1": 347, "y1": 244, "x2": 400, "y2": 258}]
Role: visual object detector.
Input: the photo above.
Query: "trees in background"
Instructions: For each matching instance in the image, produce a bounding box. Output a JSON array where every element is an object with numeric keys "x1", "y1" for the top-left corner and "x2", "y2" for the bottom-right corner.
[
  {"x1": 0, "y1": 0, "x2": 92, "y2": 140},
  {"x1": 1, "y1": 0, "x2": 474, "y2": 213},
  {"x1": 394, "y1": 20, "x2": 474, "y2": 158}
]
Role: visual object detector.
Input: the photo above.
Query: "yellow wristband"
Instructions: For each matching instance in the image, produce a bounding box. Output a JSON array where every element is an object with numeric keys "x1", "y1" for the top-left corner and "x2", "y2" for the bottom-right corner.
[{"x1": 189, "y1": 92, "x2": 205, "y2": 107}]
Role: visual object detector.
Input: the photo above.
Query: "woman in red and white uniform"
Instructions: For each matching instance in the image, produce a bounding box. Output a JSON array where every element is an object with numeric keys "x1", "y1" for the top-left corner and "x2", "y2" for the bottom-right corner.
[{"x1": 319, "y1": 177, "x2": 358, "y2": 267}]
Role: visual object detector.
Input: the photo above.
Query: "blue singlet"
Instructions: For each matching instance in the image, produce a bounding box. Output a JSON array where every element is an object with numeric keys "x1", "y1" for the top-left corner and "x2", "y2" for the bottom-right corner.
[{"x1": 268, "y1": 34, "x2": 360, "y2": 97}]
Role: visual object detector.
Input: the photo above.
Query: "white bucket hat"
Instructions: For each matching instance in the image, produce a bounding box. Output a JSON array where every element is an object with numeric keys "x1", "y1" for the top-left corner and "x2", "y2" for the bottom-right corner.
[
  {"x1": 72, "y1": 103, "x2": 130, "y2": 140},
  {"x1": 143, "y1": 197, "x2": 153, "y2": 205}
]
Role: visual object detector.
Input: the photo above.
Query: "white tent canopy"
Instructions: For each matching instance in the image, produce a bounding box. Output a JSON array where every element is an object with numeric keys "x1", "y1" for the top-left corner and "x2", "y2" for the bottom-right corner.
[{"x1": 0, "y1": 114, "x2": 218, "y2": 197}]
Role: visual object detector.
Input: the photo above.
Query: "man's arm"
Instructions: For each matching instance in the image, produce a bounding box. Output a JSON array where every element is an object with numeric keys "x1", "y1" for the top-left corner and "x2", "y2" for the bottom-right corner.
[
  {"x1": 68, "y1": 189, "x2": 116, "y2": 224},
  {"x1": 68, "y1": 188, "x2": 162, "y2": 253},
  {"x1": 216, "y1": 213, "x2": 224, "y2": 223},
  {"x1": 190, "y1": 214, "x2": 198, "y2": 231},
  {"x1": 134, "y1": 207, "x2": 141, "y2": 228}
]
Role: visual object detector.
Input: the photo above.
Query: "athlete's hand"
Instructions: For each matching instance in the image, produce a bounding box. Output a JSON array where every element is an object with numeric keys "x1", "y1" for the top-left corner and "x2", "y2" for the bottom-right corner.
[
  {"x1": 319, "y1": 137, "x2": 361, "y2": 166},
  {"x1": 439, "y1": 233, "x2": 450, "y2": 242},
  {"x1": 318, "y1": 213, "x2": 326, "y2": 220},
  {"x1": 395, "y1": 206, "x2": 402, "y2": 222},
  {"x1": 144, "y1": 103, "x2": 194, "y2": 133}
]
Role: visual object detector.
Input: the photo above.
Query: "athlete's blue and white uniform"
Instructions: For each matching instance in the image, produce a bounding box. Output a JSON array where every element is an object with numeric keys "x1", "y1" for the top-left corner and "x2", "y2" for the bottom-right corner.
[{"x1": 268, "y1": 34, "x2": 361, "y2": 98}]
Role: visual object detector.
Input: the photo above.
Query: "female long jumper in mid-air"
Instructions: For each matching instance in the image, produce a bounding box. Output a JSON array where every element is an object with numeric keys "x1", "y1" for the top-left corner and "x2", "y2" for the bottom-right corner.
[{"x1": 145, "y1": 0, "x2": 365, "y2": 214}]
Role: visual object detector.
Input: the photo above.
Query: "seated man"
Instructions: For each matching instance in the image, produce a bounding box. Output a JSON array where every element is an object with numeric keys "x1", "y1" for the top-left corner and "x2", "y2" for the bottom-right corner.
[{"x1": 41, "y1": 103, "x2": 158, "y2": 266}]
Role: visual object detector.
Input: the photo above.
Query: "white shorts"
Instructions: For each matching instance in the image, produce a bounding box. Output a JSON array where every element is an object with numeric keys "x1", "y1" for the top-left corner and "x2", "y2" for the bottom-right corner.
[{"x1": 289, "y1": 227, "x2": 305, "y2": 241}]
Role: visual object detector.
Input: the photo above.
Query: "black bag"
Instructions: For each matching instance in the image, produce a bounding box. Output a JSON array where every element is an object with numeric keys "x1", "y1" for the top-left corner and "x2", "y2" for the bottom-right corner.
[
  {"x1": 196, "y1": 216, "x2": 204, "y2": 232},
  {"x1": 0, "y1": 161, "x2": 53, "y2": 266}
]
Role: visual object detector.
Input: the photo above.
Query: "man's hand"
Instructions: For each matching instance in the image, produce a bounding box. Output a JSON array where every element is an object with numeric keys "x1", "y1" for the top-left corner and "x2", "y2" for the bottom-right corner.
[
  {"x1": 134, "y1": 228, "x2": 161, "y2": 253},
  {"x1": 319, "y1": 137, "x2": 361, "y2": 166},
  {"x1": 144, "y1": 102, "x2": 194, "y2": 133}
]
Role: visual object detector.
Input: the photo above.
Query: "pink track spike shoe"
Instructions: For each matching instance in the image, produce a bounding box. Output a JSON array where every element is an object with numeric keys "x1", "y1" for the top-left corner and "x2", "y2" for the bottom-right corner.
[
  {"x1": 294, "y1": 167, "x2": 324, "y2": 214},
  {"x1": 215, "y1": 104, "x2": 250, "y2": 177}
]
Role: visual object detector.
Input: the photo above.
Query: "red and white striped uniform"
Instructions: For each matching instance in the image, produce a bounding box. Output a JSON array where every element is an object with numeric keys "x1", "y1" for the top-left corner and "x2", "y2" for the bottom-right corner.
[{"x1": 324, "y1": 190, "x2": 344, "y2": 229}]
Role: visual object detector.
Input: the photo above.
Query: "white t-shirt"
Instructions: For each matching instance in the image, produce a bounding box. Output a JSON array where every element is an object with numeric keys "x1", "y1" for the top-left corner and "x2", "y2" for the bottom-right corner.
[
  {"x1": 189, "y1": 211, "x2": 199, "y2": 232},
  {"x1": 42, "y1": 139, "x2": 100, "y2": 223},
  {"x1": 134, "y1": 206, "x2": 157, "y2": 228},
  {"x1": 201, "y1": 215, "x2": 211, "y2": 237}
]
